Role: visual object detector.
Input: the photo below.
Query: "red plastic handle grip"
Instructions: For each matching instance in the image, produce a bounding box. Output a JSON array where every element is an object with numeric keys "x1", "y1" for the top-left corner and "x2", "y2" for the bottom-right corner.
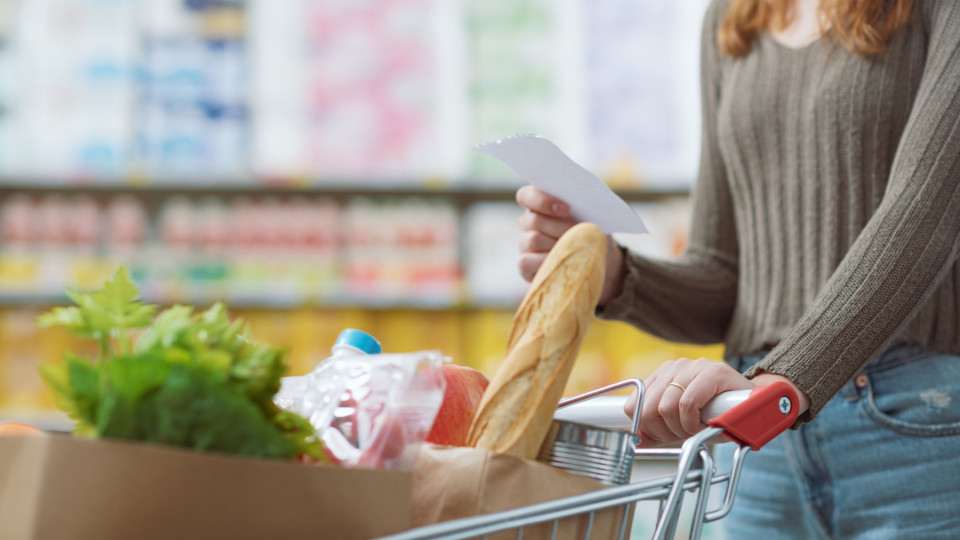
[{"x1": 707, "y1": 381, "x2": 799, "y2": 450}]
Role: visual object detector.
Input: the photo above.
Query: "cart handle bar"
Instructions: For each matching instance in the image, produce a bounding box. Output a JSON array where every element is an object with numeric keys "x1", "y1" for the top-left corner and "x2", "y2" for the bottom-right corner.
[
  {"x1": 556, "y1": 378, "x2": 644, "y2": 437},
  {"x1": 555, "y1": 381, "x2": 799, "y2": 451}
]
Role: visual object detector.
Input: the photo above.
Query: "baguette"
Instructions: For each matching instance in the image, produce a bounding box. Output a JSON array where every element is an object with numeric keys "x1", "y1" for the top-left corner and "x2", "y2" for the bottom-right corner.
[{"x1": 467, "y1": 222, "x2": 607, "y2": 459}]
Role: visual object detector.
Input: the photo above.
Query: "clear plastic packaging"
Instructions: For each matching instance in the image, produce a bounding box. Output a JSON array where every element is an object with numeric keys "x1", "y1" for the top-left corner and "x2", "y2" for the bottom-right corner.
[
  {"x1": 274, "y1": 330, "x2": 446, "y2": 469},
  {"x1": 274, "y1": 328, "x2": 383, "y2": 413}
]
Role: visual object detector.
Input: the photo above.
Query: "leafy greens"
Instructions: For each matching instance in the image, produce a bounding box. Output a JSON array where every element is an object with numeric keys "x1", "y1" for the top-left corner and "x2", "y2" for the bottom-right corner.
[{"x1": 39, "y1": 267, "x2": 324, "y2": 461}]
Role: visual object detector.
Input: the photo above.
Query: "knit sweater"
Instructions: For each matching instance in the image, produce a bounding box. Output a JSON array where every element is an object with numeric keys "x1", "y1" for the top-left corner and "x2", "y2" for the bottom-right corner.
[{"x1": 598, "y1": 0, "x2": 960, "y2": 423}]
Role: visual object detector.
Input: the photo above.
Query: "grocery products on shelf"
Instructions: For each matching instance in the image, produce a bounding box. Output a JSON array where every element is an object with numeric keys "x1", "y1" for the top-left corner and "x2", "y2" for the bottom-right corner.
[
  {"x1": 0, "y1": 3, "x2": 13, "y2": 174},
  {"x1": 139, "y1": 2, "x2": 248, "y2": 179},
  {"x1": 465, "y1": 0, "x2": 573, "y2": 181},
  {"x1": 0, "y1": 192, "x2": 463, "y2": 306},
  {"x1": 0, "y1": 192, "x2": 691, "y2": 307},
  {"x1": 585, "y1": 0, "x2": 705, "y2": 187},
  {"x1": 0, "y1": 0, "x2": 707, "y2": 187},
  {"x1": 462, "y1": 202, "x2": 529, "y2": 305},
  {"x1": 251, "y1": 0, "x2": 449, "y2": 181}
]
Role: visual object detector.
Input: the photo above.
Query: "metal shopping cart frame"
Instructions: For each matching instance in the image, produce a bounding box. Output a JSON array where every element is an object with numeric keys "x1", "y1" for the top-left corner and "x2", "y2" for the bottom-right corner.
[{"x1": 378, "y1": 378, "x2": 799, "y2": 540}]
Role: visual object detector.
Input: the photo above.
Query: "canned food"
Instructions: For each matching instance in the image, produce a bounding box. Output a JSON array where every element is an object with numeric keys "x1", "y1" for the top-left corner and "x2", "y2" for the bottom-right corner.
[{"x1": 536, "y1": 419, "x2": 638, "y2": 485}]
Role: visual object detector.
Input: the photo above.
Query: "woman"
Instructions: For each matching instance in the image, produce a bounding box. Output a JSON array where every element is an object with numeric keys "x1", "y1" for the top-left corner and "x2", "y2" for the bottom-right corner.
[{"x1": 517, "y1": 0, "x2": 960, "y2": 537}]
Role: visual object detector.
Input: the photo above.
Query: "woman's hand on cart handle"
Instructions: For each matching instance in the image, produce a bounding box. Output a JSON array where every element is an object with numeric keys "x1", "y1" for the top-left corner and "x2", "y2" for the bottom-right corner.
[
  {"x1": 624, "y1": 358, "x2": 810, "y2": 448},
  {"x1": 516, "y1": 186, "x2": 626, "y2": 305}
]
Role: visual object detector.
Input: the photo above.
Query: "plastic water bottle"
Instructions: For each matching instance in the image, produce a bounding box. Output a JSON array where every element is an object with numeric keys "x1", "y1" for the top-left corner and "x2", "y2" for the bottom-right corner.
[
  {"x1": 325, "y1": 328, "x2": 382, "y2": 359},
  {"x1": 274, "y1": 328, "x2": 381, "y2": 411}
]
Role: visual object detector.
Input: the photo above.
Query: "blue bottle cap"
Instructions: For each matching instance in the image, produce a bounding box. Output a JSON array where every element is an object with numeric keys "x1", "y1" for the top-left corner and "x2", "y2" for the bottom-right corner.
[{"x1": 334, "y1": 329, "x2": 382, "y2": 355}]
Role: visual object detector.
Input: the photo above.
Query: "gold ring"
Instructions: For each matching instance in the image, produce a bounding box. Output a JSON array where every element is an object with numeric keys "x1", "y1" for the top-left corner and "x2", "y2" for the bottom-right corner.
[{"x1": 668, "y1": 382, "x2": 687, "y2": 393}]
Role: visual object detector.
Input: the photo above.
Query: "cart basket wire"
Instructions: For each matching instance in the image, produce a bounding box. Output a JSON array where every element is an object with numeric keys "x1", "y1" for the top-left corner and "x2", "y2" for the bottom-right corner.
[{"x1": 377, "y1": 380, "x2": 799, "y2": 540}]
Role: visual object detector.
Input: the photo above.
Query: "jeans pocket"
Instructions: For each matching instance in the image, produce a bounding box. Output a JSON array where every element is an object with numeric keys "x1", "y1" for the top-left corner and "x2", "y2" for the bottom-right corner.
[{"x1": 861, "y1": 352, "x2": 960, "y2": 437}]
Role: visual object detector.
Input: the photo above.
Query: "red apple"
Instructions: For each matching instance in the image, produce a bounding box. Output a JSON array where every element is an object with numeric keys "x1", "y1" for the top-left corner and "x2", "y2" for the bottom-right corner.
[{"x1": 425, "y1": 364, "x2": 490, "y2": 446}]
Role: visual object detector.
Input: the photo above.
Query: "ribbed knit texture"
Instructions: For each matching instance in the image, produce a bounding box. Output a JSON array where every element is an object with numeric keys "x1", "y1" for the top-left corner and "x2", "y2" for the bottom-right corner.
[{"x1": 599, "y1": 0, "x2": 960, "y2": 423}]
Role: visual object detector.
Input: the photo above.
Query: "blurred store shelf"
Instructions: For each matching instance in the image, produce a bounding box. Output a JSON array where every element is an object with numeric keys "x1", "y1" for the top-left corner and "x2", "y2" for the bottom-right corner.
[
  {"x1": 0, "y1": 0, "x2": 715, "y2": 427},
  {"x1": 0, "y1": 182, "x2": 689, "y2": 202}
]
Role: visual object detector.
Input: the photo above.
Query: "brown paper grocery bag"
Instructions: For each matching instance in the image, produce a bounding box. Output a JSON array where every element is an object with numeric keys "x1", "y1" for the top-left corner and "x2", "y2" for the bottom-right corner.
[
  {"x1": 0, "y1": 434, "x2": 411, "y2": 540},
  {"x1": 412, "y1": 445, "x2": 632, "y2": 540}
]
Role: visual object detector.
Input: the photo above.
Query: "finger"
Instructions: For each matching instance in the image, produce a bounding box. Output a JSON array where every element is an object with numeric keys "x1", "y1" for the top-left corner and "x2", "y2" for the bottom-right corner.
[
  {"x1": 517, "y1": 209, "x2": 576, "y2": 239},
  {"x1": 638, "y1": 387, "x2": 679, "y2": 447},
  {"x1": 518, "y1": 252, "x2": 548, "y2": 282},
  {"x1": 519, "y1": 230, "x2": 558, "y2": 254},
  {"x1": 637, "y1": 405, "x2": 675, "y2": 448},
  {"x1": 677, "y1": 378, "x2": 710, "y2": 435},
  {"x1": 657, "y1": 380, "x2": 691, "y2": 440},
  {"x1": 680, "y1": 361, "x2": 753, "y2": 433},
  {"x1": 669, "y1": 358, "x2": 724, "y2": 436},
  {"x1": 516, "y1": 186, "x2": 570, "y2": 218},
  {"x1": 633, "y1": 367, "x2": 672, "y2": 446},
  {"x1": 642, "y1": 359, "x2": 698, "y2": 443}
]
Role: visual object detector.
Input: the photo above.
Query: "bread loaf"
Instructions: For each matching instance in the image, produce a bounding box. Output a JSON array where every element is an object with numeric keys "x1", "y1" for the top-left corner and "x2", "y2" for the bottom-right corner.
[{"x1": 467, "y1": 222, "x2": 607, "y2": 459}]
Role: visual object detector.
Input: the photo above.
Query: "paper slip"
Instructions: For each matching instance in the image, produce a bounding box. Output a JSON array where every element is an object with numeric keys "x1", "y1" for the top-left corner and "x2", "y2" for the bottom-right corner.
[{"x1": 475, "y1": 134, "x2": 648, "y2": 234}]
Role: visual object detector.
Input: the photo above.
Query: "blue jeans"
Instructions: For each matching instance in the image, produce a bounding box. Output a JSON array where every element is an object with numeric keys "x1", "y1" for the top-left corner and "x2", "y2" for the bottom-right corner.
[{"x1": 715, "y1": 342, "x2": 960, "y2": 539}]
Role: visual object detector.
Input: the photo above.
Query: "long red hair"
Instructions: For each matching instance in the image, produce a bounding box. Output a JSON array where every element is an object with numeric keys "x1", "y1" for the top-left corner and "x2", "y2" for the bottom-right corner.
[{"x1": 718, "y1": 0, "x2": 916, "y2": 57}]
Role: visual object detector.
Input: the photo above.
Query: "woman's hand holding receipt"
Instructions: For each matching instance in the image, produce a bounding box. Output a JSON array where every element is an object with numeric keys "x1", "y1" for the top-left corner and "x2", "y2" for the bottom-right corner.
[{"x1": 515, "y1": 185, "x2": 625, "y2": 305}]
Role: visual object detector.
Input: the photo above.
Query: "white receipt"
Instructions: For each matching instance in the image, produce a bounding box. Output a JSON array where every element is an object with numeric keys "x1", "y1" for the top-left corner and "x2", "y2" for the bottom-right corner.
[{"x1": 475, "y1": 134, "x2": 648, "y2": 234}]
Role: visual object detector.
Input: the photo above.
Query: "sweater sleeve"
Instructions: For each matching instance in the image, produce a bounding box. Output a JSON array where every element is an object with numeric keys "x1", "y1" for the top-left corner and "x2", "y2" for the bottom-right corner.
[
  {"x1": 745, "y1": 1, "x2": 960, "y2": 423},
  {"x1": 598, "y1": 0, "x2": 739, "y2": 345}
]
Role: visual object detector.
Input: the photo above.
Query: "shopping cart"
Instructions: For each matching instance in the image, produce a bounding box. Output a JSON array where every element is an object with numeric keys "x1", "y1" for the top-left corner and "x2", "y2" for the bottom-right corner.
[{"x1": 378, "y1": 378, "x2": 799, "y2": 540}]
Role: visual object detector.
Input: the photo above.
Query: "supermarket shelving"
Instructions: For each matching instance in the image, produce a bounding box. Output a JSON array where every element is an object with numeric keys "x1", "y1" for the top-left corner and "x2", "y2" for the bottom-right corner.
[{"x1": 0, "y1": 182, "x2": 689, "y2": 204}]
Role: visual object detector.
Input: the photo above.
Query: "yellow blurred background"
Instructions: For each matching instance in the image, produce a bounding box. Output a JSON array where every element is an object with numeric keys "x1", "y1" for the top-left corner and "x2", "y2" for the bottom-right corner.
[{"x1": 0, "y1": 304, "x2": 723, "y2": 427}]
